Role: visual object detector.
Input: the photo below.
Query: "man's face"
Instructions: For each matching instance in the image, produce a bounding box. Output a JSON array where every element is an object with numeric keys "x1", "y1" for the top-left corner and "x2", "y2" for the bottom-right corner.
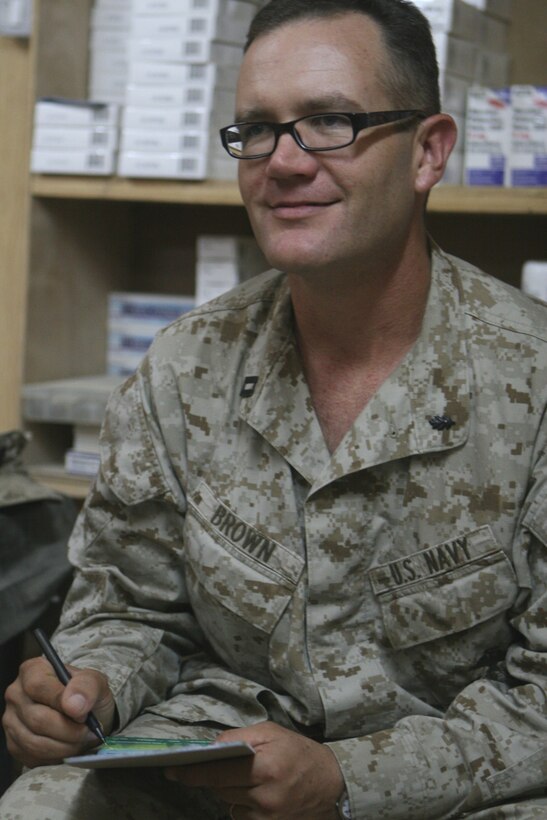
[{"x1": 235, "y1": 13, "x2": 424, "y2": 280}]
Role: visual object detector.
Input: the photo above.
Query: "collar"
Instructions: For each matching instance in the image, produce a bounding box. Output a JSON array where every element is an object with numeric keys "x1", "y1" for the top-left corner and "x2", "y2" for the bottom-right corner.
[{"x1": 240, "y1": 248, "x2": 469, "y2": 489}]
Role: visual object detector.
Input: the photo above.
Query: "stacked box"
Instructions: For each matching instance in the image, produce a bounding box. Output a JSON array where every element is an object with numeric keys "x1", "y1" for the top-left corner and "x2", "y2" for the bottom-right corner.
[
  {"x1": 89, "y1": 4, "x2": 131, "y2": 104},
  {"x1": 509, "y1": 86, "x2": 547, "y2": 187},
  {"x1": 107, "y1": 291, "x2": 195, "y2": 375},
  {"x1": 413, "y1": 0, "x2": 481, "y2": 39},
  {"x1": 0, "y1": 0, "x2": 32, "y2": 36},
  {"x1": 413, "y1": 1, "x2": 482, "y2": 184},
  {"x1": 465, "y1": 0, "x2": 512, "y2": 21},
  {"x1": 195, "y1": 235, "x2": 267, "y2": 305},
  {"x1": 414, "y1": 0, "x2": 513, "y2": 185},
  {"x1": 30, "y1": 98, "x2": 120, "y2": 175},
  {"x1": 87, "y1": 0, "x2": 261, "y2": 180},
  {"x1": 464, "y1": 86, "x2": 511, "y2": 185}
]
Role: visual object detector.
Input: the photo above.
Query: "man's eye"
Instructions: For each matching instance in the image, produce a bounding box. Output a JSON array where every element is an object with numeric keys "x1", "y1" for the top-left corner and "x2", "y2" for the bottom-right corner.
[
  {"x1": 240, "y1": 123, "x2": 270, "y2": 143},
  {"x1": 309, "y1": 114, "x2": 349, "y2": 130}
]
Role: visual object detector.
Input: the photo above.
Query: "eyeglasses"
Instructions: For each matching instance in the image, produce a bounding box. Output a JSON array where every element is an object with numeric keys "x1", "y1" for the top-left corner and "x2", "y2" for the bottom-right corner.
[{"x1": 219, "y1": 109, "x2": 426, "y2": 160}]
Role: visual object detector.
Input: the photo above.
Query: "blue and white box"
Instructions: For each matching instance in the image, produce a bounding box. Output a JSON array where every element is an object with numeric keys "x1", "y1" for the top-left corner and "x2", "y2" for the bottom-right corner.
[
  {"x1": 464, "y1": 86, "x2": 511, "y2": 185},
  {"x1": 510, "y1": 86, "x2": 547, "y2": 187},
  {"x1": 107, "y1": 291, "x2": 195, "y2": 375}
]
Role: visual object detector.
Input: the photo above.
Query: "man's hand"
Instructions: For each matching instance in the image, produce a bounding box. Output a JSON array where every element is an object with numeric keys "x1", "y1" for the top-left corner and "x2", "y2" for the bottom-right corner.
[
  {"x1": 2, "y1": 656, "x2": 116, "y2": 768},
  {"x1": 165, "y1": 721, "x2": 345, "y2": 819}
]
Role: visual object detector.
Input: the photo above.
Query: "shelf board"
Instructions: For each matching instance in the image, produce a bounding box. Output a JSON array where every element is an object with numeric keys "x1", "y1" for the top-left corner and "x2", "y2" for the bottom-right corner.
[
  {"x1": 429, "y1": 185, "x2": 547, "y2": 214},
  {"x1": 30, "y1": 175, "x2": 547, "y2": 213},
  {"x1": 27, "y1": 463, "x2": 92, "y2": 499},
  {"x1": 31, "y1": 175, "x2": 244, "y2": 206}
]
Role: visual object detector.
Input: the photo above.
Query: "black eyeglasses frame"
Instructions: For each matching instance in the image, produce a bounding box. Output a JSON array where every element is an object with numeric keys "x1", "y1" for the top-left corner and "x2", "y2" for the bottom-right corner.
[{"x1": 219, "y1": 109, "x2": 427, "y2": 160}]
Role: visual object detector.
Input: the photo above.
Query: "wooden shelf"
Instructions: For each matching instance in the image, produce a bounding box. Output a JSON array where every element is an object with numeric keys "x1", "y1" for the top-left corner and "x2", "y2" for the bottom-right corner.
[
  {"x1": 30, "y1": 175, "x2": 547, "y2": 214},
  {"x1": 28, "y1": 463, "x2": 92, "y2": 499},
  {"x1": 429, "y1": 185, "x2": 547, "y2": 215},
  {"x1": 31, "y1": 175, "x2": 244, "y2": 206}
]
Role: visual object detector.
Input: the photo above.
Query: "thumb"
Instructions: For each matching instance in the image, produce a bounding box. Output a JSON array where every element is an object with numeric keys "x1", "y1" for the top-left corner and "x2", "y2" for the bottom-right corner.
[{"x1": 60, "y1": 667, "x2": 110, "y2": 726}]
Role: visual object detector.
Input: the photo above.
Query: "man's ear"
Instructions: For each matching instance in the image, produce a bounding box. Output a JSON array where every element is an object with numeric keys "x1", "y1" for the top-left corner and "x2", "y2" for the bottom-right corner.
[{"x1": 414, "y1": 114, "x2": 459, "y2": 194}]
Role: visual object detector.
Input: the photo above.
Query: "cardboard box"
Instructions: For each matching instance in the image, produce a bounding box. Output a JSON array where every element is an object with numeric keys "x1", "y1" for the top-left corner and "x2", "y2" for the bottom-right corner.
[{"x1": 464, "y1": 86, "x2": 511, "y2": 185}]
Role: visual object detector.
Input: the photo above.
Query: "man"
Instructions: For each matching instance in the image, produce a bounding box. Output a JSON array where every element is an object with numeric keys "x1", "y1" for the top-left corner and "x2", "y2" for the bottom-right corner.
[{"x1": 2, "y1": 0, "x2": 546, "y2": 817}]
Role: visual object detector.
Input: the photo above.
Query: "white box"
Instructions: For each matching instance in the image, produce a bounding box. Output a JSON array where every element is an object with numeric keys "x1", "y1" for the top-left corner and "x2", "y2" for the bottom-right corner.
[
  {"x1": 127, "y1": 60, "x2": 214, "y2": 87},
  {"x1": 130, "y1": 12, "x2": 217, "y2": 40},
  {"x1": 90, "y1": 7, "x2": 132, "y2": 30},
  {"x1": 34, "y1": 98, "x2": 119, "y2": 127},
  {"x1": 521, "y1": 260, "x2": 547, "y2": 302},
  {"x1": 31, "y1": 147, "x2": 117, "y2": 175},
  {"x1": 122, "y1": 105, "x2": 212, "y2": 130},
  {"x1": 107, "y1": 291, "x2": 195, "y2": 373},
  {"x1": 89, "y1": 50, "x2": 129, "y2": 76},
  {"x1": 131, "y1": 0, "x2": 262, "y2": 12},
  {"x1": 433, "y1": 32, "x2": 477, "y2": 80},
  {"x1": 130, "y1": 1, "x2": 255, "y2": 42},
  {"x1": 464, "y1": 86, "x2": 511, "y2": 185},
  {"x1": 117, "y1": 150, "x2": 207, "y2": 179},
  {"x1": 125, "y1": 82, "x2": 216, "y2": 109},
  {"x1": 196, "y1": 234, "x2": 266, "y2": 266},
  {"x1": 128, "y1": 35, "x2": 242, "y2": 63},
  {"x1": 109, "y1": 292, "x2": 195, "y2": 323},
  {"x1": 195, "y1": 260, "x2": 239, "y2": 304},
  {"x1": 413, "y1": 0, "x2": 480, "y2": 39},
  {"x1": 510, "y1": 85, "x2": 547, "y2": 187},
  {"x1": 90, "y1": 27, "x2": 130, "y2": 51},
  {"x1": 32, "y1": 124, "x2": 119, "y2": 151},
  {"x1": 126, "y1": 60, "x2": 239, "y2": 90},
  {"x1": 120, "y1": 128, "x2": 208, "y2": 154}
]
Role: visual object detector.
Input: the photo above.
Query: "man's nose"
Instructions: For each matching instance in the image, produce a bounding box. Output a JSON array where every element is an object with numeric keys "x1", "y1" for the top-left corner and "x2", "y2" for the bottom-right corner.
[{"x1": 267, "y1": 131, "x2": 318, "y2": 175}]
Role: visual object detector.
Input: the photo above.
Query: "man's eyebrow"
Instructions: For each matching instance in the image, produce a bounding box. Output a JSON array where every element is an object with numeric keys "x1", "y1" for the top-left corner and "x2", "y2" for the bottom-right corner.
[{"x1": 234, "y1": 93, "x2": 364, "y2": 123}]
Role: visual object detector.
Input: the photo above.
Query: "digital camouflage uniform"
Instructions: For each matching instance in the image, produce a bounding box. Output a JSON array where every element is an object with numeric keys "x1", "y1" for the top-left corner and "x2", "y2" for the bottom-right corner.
[{"x1": 2, "y1": 247, "x2": 547, "y2": 820}]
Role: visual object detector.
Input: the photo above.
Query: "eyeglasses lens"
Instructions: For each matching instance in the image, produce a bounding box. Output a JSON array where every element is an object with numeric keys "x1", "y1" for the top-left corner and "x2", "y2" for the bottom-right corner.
[{"x1": 226, "y1": 114, "x2": 354, "y2": 158}]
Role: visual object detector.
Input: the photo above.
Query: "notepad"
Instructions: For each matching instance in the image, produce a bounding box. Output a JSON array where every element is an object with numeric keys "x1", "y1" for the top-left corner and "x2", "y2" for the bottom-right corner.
[{"x1": 64, "y1": 735, "x2": 255, "y2": 769}]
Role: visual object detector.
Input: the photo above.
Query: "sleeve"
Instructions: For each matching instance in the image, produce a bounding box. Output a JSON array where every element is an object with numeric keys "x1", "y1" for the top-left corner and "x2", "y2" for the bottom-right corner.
[
  {"x1": 52, "y1": 363, "x2": 210, "y2": 730},
  {"x1": 327, "y1": 443, "x2": 547, "y2": 819}
]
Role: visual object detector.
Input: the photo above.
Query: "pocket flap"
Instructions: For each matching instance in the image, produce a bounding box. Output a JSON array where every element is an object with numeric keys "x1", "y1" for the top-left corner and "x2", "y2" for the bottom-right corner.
[{"x1": 369, "y1": 526, "x2": 519, "y2": 649}]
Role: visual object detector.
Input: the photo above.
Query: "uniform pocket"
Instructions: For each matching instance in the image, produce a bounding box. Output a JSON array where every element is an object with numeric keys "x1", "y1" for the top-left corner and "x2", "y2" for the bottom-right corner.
[
  {"x1": 369, "y1": 525, "x2": 519, "y2": 650},
  {"x1": 184, "y1": 481, "x2": 304, "y2": 681}
]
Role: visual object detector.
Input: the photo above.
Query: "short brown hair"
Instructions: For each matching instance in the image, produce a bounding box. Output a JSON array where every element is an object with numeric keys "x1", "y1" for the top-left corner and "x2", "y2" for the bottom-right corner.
[{"x1": 245, "y1": 0, "x2": 441, "y2": 115}]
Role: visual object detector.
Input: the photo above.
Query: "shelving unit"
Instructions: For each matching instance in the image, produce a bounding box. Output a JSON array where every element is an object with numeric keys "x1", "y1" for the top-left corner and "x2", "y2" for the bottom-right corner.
[{"x1": 1, "y1": 0, "x2": 546, "y2": 497}]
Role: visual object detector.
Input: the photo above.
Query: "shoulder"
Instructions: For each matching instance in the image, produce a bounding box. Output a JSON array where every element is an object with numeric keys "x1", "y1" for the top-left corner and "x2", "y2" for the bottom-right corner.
[
  {"x1": 438, "y1": 248, "x2": 547, "y2": 345},
  {"x1": 160, "y1": 268, "x2": 284, "y2": 342}
]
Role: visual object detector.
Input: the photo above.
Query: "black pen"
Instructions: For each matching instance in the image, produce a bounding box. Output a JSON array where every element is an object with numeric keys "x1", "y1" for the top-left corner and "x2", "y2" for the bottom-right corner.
[{"x1": 32, "y1": 628, "x2": 107, "y2": 746}]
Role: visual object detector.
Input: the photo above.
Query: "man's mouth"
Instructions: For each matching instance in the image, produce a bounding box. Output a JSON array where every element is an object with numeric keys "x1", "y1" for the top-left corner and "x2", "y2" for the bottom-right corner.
[{"x1": 269, "y1": 200, "x2": 337, "y2": 218}]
